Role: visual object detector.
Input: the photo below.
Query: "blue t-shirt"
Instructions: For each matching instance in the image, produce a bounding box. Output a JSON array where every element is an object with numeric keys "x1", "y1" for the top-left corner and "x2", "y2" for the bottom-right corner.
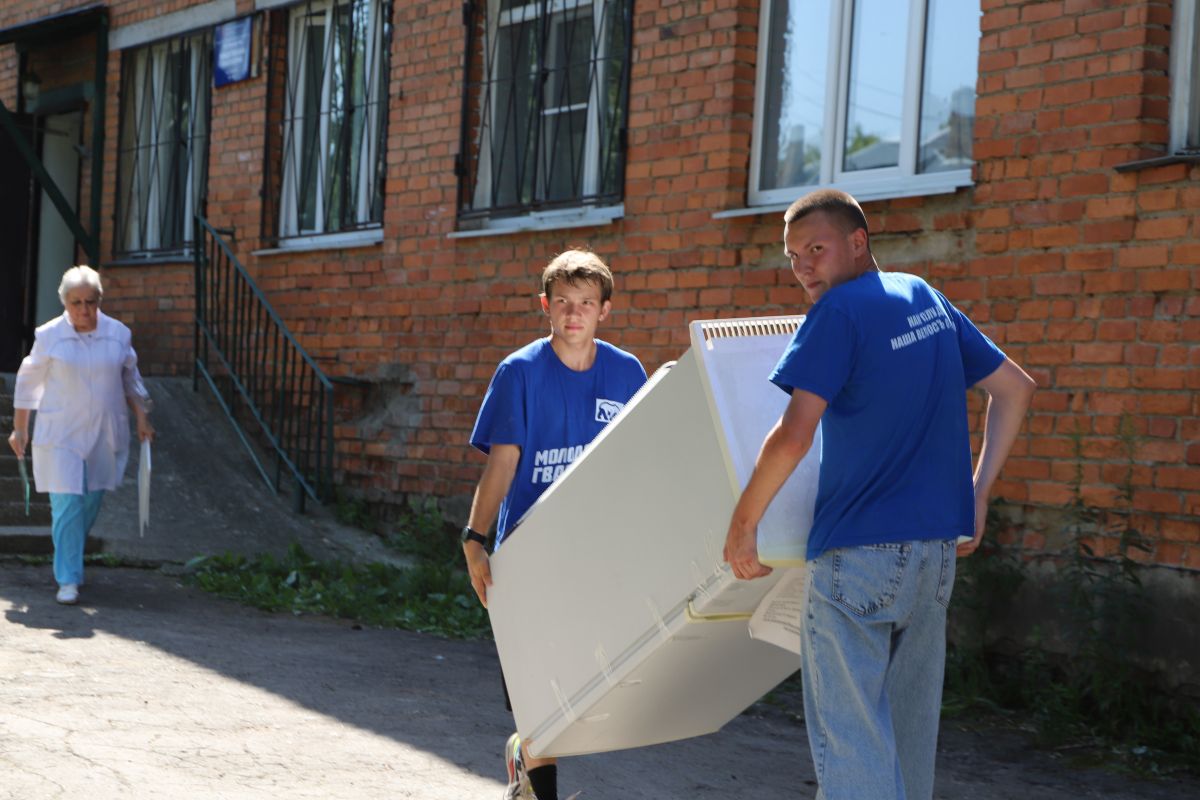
[
  {"x1": 470, "y1": 337, "x2": 647, "y2": 546},
  {"x1": 769, "y1": 271, "x2": 1006, "y2": 559}
]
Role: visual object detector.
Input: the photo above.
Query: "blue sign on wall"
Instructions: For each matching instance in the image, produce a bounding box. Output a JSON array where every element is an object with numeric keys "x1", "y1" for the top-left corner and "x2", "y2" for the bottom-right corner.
[{"x1": 214, "y1": 16, "x2": 253, "y2": 88}]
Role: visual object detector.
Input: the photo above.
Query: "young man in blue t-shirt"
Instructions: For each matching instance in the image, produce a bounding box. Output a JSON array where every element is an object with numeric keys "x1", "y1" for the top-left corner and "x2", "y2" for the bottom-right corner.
[
  {"x1": 462, "y1": 249, "x2": 646, "y2": 800},
  {"x1": 724, "y1": 189, "x2": 1035, "y2": 800}
]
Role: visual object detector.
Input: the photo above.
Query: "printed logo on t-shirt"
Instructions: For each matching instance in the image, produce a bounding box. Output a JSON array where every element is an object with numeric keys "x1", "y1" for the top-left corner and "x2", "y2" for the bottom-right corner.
[
  {"x1": 889, "y1": 304, "x2": 957, "y2": 351},
  {"x1": 595, "y1": 398, "x2": 624, "y2": 422},
  {"x1": 530, "y1": 445, "x2": 584, "y2": 485}
]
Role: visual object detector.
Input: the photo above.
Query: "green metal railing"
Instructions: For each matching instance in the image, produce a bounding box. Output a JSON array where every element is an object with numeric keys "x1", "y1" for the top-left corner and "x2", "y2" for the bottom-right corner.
[{"x1": 193, "y1": 216, "x2": 334, "y2": 512}]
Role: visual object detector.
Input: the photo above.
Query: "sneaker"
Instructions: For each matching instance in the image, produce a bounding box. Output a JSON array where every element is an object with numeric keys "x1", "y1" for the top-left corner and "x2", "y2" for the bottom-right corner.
[
  {"x1": 56, "y1": 584, "x2": 79, "y2": 605},
  {"x1": 502, "y1": 732, "x2": 534, "y2": 799}
]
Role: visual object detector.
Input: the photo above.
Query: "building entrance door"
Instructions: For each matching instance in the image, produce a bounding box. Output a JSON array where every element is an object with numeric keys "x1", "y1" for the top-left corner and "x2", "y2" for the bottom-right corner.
[
  {"x1": 0, "y1": 112, "x2": 35, "y2": 372},
  {"x1": 33, "y1": 111, "x2": 84, "y2": 326}
]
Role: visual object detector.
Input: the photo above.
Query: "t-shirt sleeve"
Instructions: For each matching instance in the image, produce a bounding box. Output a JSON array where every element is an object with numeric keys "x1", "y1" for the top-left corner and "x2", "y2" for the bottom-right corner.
[
  {"x1": 946, "y1": 301, "x2": 1006, "y2": 386},
  {"x1": 768, "y1": 305, "x2": 857, "y2": 402},
  {"x1": 604, "y1": 346, "x2": 647, "y2": 403},
  {"x1": 469, "y1": 362, "x2": 526, "y2": 454},
  {"x1": 628, "y1": 357, "x2": 648, "y2": 391}
]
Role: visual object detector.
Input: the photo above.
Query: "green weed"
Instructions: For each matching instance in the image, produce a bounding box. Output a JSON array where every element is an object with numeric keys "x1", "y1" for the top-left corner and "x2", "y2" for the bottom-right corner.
[
  {"x1": 334, "y1": 490, "x2": 375, "y2": 530},
  {"x1": 944, "y1": 416, "x2": 1200, "y2": 775},
  {"x1": 384, "y1": 497, "x2": 462, "y2": 567},
  {"x1": 184, "y1": 542, "x2": 490, "y2": 640}
]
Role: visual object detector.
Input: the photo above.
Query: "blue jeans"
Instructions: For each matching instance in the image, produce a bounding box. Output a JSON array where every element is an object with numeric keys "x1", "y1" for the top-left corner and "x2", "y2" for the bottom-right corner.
[
  {"x1": 49, "y1": 466, "x2": 105, "y2": 587},
  {"x1": 802, "y1": 539, "x2": 956, "y2": 800}
]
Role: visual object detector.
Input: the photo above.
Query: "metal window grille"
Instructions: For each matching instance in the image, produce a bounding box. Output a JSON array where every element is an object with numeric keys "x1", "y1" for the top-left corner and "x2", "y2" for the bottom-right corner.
[
  {"x1": 277, "y1": 0, "x2": 391, "y2": 239},
  {"x1": 116, "y1": 32, "x2": 213, "y2": 256},
  {"x1": 458, "y1": 0, "x2": 631, "y2": 221}
]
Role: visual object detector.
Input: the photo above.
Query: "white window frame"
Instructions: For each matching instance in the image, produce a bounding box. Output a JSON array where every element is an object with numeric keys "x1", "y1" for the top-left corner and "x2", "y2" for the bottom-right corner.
[
  {"x1": 1170, "y1": 0, "x2": 1200, "y2": 154},
  {"x1": 279, "y1": 0, "x2": 386, "y2": 240},
  {"x1": 117, "y1": 33, "x2": 211, "y2": 255},
  {"x1": 749, "y1": 0, "x2": 975, "y2": 207},
  {"x1": 468, "y1": 0, "x2": 619, "y2": 222}
]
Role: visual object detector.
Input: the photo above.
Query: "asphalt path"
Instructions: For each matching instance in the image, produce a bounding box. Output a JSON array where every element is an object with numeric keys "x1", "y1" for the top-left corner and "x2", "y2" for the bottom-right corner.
[
  {"x1": 2, "y1": 564, "x2": 1197, "y2": 800},
  {"x1": 1, "y1": 377, "x2": 1196, "y2": 799}
]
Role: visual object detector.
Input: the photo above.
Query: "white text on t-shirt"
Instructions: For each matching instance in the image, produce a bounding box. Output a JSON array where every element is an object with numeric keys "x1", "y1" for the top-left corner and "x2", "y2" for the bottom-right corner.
[{"x1": 890, "y1": 305, "x2": 956, "y2": 351}]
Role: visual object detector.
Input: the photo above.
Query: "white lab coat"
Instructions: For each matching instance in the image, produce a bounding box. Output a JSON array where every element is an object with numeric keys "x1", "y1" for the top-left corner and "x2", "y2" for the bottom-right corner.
[{"x1": 13, "y1": 310, "x2": 151, "y2": 495}]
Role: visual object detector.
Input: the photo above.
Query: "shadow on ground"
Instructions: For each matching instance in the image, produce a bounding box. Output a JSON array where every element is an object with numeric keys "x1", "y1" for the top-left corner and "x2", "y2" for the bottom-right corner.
[
  {"x1": 0, "y1": 564, "x2": 807, "y2": 798},
  {"x1": 2, "y1": 379, "x2": 1196, "y2": 798}
]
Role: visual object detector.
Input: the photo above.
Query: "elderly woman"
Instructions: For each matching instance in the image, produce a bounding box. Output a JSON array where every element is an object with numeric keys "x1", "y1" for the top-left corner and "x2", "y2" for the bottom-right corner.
[{"x1": 7, "y1": 266, "x2": 154, "y2": 605}]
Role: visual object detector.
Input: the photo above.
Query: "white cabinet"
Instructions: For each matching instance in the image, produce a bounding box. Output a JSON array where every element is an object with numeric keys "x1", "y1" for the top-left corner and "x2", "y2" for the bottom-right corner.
[{"x1": 488, "y1": 317, "x2": 819, "y2": 757}]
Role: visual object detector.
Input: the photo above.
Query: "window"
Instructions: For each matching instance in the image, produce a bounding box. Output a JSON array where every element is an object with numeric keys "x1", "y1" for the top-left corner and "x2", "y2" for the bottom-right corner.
[
  {"x1": 1171, "y1": 0, "x2": 1200, "y2": 153},
  {"x1": 277, "y1": 0, "x2": 391, "y2": 241},
  {"x1": 116, "y1": 31, "x2": 213, "y2": 256},
  {"x1": 751, "y1": 0, "x2": 978, "y2": 207},
  {"x1": 458, "y1": 0, "x2": 631, "y2": 225}
]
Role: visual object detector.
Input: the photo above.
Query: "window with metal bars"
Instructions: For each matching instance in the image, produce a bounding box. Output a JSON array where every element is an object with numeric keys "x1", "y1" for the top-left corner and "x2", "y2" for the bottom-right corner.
[
  {"x1": 276, "y1": 0, "x2": 391, "y2": 242},
  {"x1": 458, "y1": 0, "x2": 631, "y2": 224},
  {"x1": 115, "y1": 31, "x2": 213, "y2": 257}
]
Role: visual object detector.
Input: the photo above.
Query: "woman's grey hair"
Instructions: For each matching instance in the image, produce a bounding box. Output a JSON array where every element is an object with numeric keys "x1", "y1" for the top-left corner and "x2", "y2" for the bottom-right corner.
[{"x1": 58, "y1": 265, "x2": 104, "y2": 304}]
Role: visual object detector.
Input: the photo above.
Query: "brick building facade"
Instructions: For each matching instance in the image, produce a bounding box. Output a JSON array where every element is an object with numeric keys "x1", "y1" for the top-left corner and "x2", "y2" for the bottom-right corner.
[{"x1": 0, "y1": 0, "x2": 1196, "y2": 587}]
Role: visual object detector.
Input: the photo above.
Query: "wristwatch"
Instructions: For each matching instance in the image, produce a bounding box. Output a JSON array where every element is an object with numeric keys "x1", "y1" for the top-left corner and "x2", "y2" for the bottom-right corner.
[{"x1": 461, "y1": 525, "x2": 489, "y2": 548}]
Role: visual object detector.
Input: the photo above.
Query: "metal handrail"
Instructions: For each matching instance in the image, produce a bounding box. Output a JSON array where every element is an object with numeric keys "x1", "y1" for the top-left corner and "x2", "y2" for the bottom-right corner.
[{"x1": 192, "y1": 215, "x2": 334, "y2": 512}]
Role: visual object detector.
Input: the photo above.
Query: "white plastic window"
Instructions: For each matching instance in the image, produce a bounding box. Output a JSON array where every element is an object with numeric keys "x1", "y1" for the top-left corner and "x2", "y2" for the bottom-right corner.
[{"x1": 750, "y1": 0, "x2": 979, "y2": 206}]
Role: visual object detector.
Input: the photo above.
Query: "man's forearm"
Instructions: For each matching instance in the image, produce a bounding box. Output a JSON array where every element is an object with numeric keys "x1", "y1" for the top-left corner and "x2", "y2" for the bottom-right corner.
[
  {"x1": 974, "y1": 396, "x2": 1028, "y2": 493},
  {"x1": 731, "y1": 419, "x2": 813, "y2": 530},
  {"x1": 732, "y1": 389, "x2": 826, "y2": 529},
  {"x1": 11, "y1": 408, "x2": 29, "y2": 436},
  {"x1": 467, "y1": 446, "x2": 520, "y2": 534},
  {"x1": 974, "y1": 360, "x2": 1036, "y2": 494},
  {"x1": 467, "y1": 478, "x2": 504, "y2": 535}
]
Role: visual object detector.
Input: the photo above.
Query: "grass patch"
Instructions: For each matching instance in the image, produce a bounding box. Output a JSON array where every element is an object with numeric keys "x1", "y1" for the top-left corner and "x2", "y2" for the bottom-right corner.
[
  {"x1": 383, "y1": 497, "x2": 463, "y2": 567},
  {"x1": 184, "y1": 542, "x2": 490, "y2": 640},
  {"x1": 333, "y1": 490, "x2": 375, "y2": 530},
  {"x1": 944, "y1": 533, "x2": 1200, "y2": 777}
]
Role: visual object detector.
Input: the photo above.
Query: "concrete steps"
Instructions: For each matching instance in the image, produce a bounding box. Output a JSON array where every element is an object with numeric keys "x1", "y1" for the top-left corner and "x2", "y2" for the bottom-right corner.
[
  {"x1": 0, "y1": 526, "x2": 106, "y2": 557},
  {"x1": 0, "y1": 382, "x2": 54, "y2": 551},
  {"x1": 0, "y1": 375, "x2": 400, "y2": 568},
  {"x1": 0, "y1": 493, "x2": 54, "y2": 525}
]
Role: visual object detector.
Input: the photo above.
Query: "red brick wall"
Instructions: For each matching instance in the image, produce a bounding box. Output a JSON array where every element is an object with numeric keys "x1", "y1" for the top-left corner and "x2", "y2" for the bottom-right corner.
[
  {"x1": 2, "y1": 1, "x2": 1195, "y2": 565},
  {"x1": 973, "y1": 0, "x2": 1200, "y2": 567}
]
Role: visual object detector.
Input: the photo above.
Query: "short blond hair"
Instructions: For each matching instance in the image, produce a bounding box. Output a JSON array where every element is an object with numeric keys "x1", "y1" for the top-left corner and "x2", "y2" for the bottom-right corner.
[
  {"x1": 541, "y1": 249, "x2": 614, "y2": 303},
  {"x1": 58, "y1": 265, "x2": 104, "y2": 304},
  {"x1": 784, "y1": 189, "x2": 870, "y2": 239}
]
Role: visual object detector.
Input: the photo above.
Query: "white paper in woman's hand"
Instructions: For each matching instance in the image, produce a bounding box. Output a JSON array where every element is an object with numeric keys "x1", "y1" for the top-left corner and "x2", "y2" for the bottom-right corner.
[{"x1": 138, "y1": 439, "x2": 151, "y2": 536}]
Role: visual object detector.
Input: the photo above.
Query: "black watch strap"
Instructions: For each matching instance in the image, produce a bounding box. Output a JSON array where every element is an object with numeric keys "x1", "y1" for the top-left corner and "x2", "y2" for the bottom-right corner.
[{"x1": 461, "y1": 526, "x2": 489, "y2": 547}]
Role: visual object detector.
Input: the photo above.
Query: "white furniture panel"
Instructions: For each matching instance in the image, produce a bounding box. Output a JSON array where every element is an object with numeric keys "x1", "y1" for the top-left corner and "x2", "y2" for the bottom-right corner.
[{"x1": 488, "y1": 317, "x2": 818, "y2": 757}]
